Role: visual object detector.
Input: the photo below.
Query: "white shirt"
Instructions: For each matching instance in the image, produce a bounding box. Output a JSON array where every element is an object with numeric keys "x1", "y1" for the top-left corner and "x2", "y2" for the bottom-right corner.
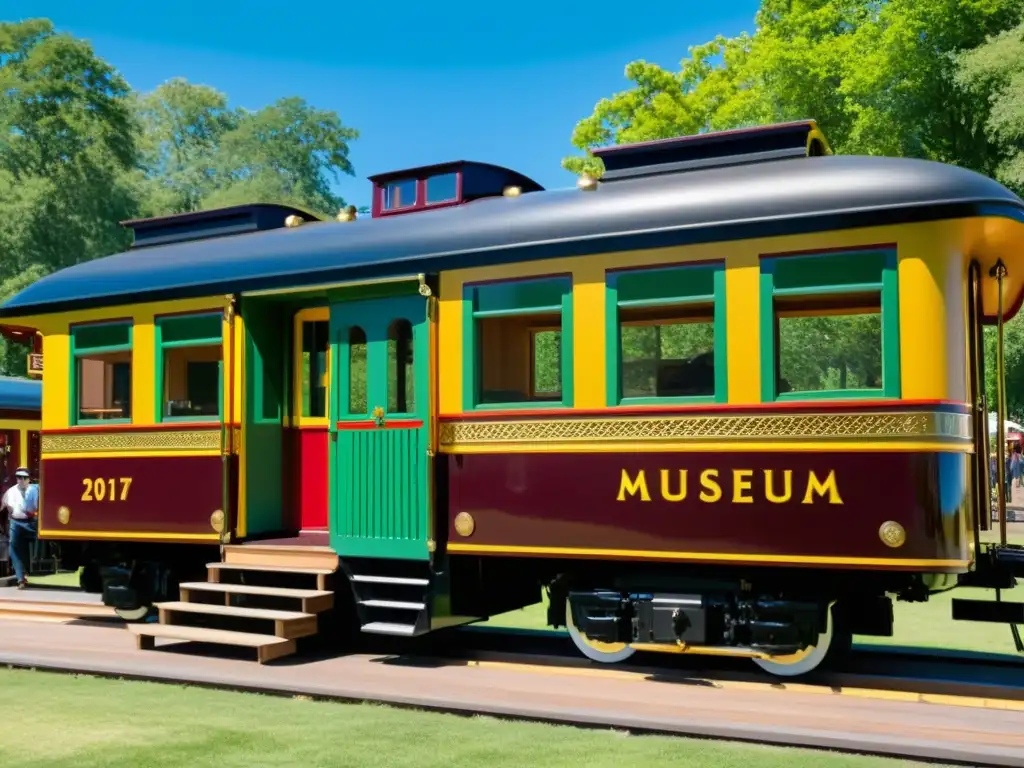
[{"x1": 3, "y1": 483, "x2": 37, "y2": 521}]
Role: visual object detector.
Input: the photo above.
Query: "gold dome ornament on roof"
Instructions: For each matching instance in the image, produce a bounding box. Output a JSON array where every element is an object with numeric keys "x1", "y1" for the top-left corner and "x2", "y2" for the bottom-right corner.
[
  {"x1": 284, "y1": 215, "x2": 305, "y2": 228},
  {"x1": 336, "y1": 205, "x2": 358, "y2": 222}
]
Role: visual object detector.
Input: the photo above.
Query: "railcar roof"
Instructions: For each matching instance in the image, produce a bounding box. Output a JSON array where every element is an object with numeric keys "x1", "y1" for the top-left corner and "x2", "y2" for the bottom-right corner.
[
  {"x1": 0, "y1": 376, "x2": 41, "y2": 412},
  {"x1": 3, "y1": 154, "x2": 1023, "y2": 316}
]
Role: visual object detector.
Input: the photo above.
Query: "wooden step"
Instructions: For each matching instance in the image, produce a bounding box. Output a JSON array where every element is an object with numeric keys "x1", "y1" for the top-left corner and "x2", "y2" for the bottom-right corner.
[
  {"x1": 156, "y1": 601, "x2": 318, "y2": 640},
  {"x1": 0, "y1": 599, "x2": 115, "y2": 620},
  {"x1": 127, "y1": 623, "x2": 296, "y2": 664},
  {"x1": 178, "y1": 582, "x2": 334, "y2": 613},
  {"x1": 222, "y1": 544, "x2": 339, "y2": 572},
  {"x1": 207, "y1": 562, "x2": 334, "y2": 590}
]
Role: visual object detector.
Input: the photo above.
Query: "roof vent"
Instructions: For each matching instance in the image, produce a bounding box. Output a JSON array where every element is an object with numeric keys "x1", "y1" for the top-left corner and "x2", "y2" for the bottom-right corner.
[
  {"x1": 120, "y1": 203, "x2": 321, "y2": 249},
  {"x1": 590, "y1": 120, "x2": 830, "y2": 183},
  {"x1": 368, "y1": 161, "x2": 544, "y2": 218}
]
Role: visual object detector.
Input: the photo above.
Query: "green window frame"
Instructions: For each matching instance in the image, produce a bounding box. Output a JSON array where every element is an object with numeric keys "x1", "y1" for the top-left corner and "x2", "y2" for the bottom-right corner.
[
  {"x1": 462, "y1": 275, "x2": 574, "y2": 410},
  {"x1": 69, "y1": 320, "x2": 133, "y2": 425},
  {"x1": 154, "y1": 311, "x2": 224, "y2": 422},
  {"x1": 605, "y1": 262, "x2": 727, "y2": 406},
  {"x1": 758, "y1": 248, "x2": 900, "y2": 402}
]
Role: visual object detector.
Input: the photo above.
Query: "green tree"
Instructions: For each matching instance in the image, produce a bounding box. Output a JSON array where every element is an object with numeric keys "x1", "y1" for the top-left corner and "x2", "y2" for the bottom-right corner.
[
  {"x1": 132, "y1": 82, "x2": 360, "y2": 218},
  {"x1": 955, "y1": 20, "x2": 1024, "y2": 191},
  {"x1": 563, "y1": 0, "x2": 1024, "y2": 175},
  {"x1": 0, "y1": 19, "x2": 139, "y2": 273},
  {"x1": 207, "y1": 96, "x2": 358, "y2": 216},
  {"x1": 130, "y1": 78, "x2": 240, "y2": 216}
]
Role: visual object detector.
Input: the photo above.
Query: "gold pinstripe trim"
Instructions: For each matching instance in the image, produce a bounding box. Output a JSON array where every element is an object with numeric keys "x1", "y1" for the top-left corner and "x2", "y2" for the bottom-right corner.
[
  {"x1": 438, "y1": 410, "x2": 971, "y2": 452},
  {"x1": 41, "y1": 427, "x2": 237, "y2": 456}
]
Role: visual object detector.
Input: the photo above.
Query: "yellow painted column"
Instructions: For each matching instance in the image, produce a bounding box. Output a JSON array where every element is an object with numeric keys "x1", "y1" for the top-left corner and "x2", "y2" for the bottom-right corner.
[
  {"x1": 42, "y1": 333, "x2": 70, "y2": 430},
  {"x1": 898, "y1": 227, "x2": 950, "y2": 401},
  {"x1": 725, "y1": 249, "x2": 762, "y2": 404},
  {"x1": 572, "y1": 263, "x2": 607, "y2": 409},
  {"x1": 437, "y1": 272, "x2": 463, "y2": 414},
  {"x1": 132, "y1": 314, "x2": 157, "y2": 424}
]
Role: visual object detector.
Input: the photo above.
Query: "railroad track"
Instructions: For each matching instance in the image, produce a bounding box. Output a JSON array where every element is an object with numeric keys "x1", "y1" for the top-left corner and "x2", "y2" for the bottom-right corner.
[
  {"x1": 403, "y1": 625, "x2": 1024, "y2": 707},
  {"x1": 2, "y1": 588, "x2": 1023, "y2": 703},
  {"x1": 1, "y1": 604, "x2": 1023, "y2": 765}
]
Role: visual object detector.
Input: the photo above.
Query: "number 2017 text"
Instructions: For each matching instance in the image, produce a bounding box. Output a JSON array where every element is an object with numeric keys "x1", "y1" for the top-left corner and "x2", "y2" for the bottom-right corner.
[{"x1": 81, "y1": 477, "x2": 133, "y2": 502}]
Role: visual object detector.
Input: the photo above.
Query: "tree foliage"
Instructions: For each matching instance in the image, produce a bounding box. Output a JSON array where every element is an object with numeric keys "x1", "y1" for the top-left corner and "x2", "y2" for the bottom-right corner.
[
  {"x1": 0, "y1": 19, "x2": 361, "y2": 375},
  {"x1": 956, "y1": 20, "x2": 1024, "y2": 192},
  {"x1": 129, "y1": 81, "x2": 359, "y2": 217},
  {"x1": 564, "y1": 0, "x2": 1024, "y2": 176},
  {"x1": 563, "y1": 0, "x2": 1024, "y2": 405}
]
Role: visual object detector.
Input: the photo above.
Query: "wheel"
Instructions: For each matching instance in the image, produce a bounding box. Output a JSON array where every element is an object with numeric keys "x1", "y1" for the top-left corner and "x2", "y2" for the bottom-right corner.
[
  {"x1": 565, "y1": 596, "x2": 637, "y2": 664},
  {"x1": 114, "y1": 605, "x2": 152, "y2": 622},
  {"x1": 752, "y1": 601, "x2": 850, "y2": 677}
]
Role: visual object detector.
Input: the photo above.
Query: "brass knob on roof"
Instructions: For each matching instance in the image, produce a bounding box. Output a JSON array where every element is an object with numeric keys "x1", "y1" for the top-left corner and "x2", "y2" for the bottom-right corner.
[
  {"x1": 577, "y1": 173, "x2": 599, "y2": 191},
  {"x1": 336, "y1": 205, "x2": 357, "y2": 222},
  {"x1": 502, "y1": 185, "x2": 522, "y2": 197},
  {"x1": 284, "y1": 215, "x2": 304, "y2": 228}
]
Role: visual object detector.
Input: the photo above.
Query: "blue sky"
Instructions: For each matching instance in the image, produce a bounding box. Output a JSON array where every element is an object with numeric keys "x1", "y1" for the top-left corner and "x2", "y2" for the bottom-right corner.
[{"x1": 6, "y1": 1, "x2": 761, "y2": 210}]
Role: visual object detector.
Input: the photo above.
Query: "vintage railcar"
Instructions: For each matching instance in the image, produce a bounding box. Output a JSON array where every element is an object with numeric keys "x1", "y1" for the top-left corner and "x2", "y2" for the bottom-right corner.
[
  {"x1": 2, "y1": 121, "x2": 1022, "y2": 674},
  {"x1": 0, "y1": 376, "x2": 42, "y2": 485}
]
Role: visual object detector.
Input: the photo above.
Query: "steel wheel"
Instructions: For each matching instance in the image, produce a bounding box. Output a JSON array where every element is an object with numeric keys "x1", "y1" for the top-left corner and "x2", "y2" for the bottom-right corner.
[
  {"x1": 752, "y1": 601, "x2": 847, "y2": 677},
  {"x1": 565, "y1": 596, "x2": 636, "y2": 664},
  {"x1": 114, "y1": 605, "x2": 152, "y2": 623}
]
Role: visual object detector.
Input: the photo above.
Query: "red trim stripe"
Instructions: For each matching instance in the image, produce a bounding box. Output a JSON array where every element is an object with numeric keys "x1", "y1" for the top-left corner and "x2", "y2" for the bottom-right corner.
[{"x1": 335, "y1": 419, "x2": 424, "y2": 430}]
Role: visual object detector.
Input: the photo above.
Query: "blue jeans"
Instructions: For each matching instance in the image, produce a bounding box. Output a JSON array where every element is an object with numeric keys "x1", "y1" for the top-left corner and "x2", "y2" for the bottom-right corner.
[{"x1": 9, "y1": 519, "x2": 36, "y2": 583}]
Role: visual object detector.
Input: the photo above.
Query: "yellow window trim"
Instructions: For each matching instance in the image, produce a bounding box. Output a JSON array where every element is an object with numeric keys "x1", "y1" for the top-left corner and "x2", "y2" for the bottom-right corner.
[{"x1": 292, "y1": 307, "x2": 331, "y2": 428}]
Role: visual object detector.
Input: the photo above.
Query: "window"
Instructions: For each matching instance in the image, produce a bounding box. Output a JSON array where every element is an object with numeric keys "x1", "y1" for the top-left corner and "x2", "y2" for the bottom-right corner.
[
  {"x1": 387, "y1": 319, "x2": 415, "y2": 413},
  {"x1": 607, "y1": 263, "x2": 726, "y2": 405},
  {"x1": 426, "y1": 173, "x2": 458, "y2": 204},
  {"x1": 348, "y1": 327, "x2": 368, "y2": 415},
  {"x1": 298, "y1": 317, "x2": 329, "y2": 419},
  {"x1": 156, "y1": 312, "x2": 223, "y2": 421},
  {"x1": 71, "y1": 321, "x2": 132, "y2": 423},
  {"x1": 383, "y1": 179, "x2": 416, "y2": 210},
  {"x1": 463, "y1": 276, "x2": 573, "y2": 409},
  {"x1": 760, "y1": 249, "x2": 899, "y2": 400}
]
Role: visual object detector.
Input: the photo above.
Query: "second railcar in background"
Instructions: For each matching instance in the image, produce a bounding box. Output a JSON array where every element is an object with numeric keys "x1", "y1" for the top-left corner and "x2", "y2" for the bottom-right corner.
[{"x1": 2, "y1": 121, "x2": 1023, "y2": 675}]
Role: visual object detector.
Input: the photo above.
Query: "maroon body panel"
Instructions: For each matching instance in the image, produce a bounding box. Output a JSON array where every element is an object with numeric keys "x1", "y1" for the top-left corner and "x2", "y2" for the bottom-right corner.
[
  {"x1": 446, "y1": 451, "x2": 969, "y2": 568},
  {"x1": 40, "y1": 455, "x2": 225, "y2": 536}
]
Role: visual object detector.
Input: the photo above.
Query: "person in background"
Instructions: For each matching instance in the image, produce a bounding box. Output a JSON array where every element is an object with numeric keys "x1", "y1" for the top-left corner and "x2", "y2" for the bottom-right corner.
[{"x1": 1, "y1": 467, "x2": 38, "y2": 589}]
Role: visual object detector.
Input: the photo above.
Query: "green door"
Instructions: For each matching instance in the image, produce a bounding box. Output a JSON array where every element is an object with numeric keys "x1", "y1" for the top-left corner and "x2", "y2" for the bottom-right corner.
[{"x1": 330, "y1": 294, "x2": 431, "y2": 560}]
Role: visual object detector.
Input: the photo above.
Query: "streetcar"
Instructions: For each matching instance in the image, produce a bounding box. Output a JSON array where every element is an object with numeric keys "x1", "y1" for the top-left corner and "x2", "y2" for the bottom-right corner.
[{"x1": 1, "y1": 120, "x2": 1022, "y2": 675}]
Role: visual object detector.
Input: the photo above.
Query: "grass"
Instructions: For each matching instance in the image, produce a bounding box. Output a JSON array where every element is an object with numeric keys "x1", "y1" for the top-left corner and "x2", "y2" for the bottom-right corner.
[
  {"x1": 0, "y1": 669, "x2": 945, "y2": 768},
  {"x1": 27, "y1": 568, "x2": 80, "y2": 588}
]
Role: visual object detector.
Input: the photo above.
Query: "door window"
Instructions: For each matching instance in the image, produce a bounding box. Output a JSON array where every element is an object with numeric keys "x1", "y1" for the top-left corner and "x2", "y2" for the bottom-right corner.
[
  {"x1": 299, "y1": 319, "x2": 329, "y2": 419},
  {"x1": 348, "y1": 326, "x2": 368, "y2": 415},
  {"x1": 387, "y1": 319, "x2": 415, "y2": 414}
]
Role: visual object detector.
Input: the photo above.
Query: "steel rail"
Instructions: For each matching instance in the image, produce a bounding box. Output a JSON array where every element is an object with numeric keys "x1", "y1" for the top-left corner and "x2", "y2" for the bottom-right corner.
[{"x1": 0, "y1": 640, "x2": 1019, "y2": 768}]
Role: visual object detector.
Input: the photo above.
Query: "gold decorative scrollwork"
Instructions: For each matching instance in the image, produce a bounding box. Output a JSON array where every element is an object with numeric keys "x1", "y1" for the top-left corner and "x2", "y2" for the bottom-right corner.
[
  {"x1": 438, "y1": 411, "x2": 971, "y2": 450},
  {"x1": 42, "y1": 428, "x2": 223, "y2": 455}
]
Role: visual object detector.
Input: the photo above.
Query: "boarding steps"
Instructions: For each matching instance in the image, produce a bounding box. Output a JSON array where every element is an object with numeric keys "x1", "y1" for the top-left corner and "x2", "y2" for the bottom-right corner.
[
  {"x1": 127, "y1": 543, "x2": 339, "y2": 664},
  {"x1": 344, "y1": 558, "x2": 434, "y2": 638}
]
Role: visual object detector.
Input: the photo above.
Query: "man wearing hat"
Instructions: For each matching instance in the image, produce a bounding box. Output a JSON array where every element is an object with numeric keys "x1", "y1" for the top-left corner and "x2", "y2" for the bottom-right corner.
[{"x1": 2, "y1": 468, "x2": 38, "y2": 588}]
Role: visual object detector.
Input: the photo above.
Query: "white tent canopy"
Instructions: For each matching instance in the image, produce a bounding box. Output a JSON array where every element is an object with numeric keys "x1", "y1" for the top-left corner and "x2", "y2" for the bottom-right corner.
[{"x1": 988, "y1": 412, "x2": 1024, "y2": 437}]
